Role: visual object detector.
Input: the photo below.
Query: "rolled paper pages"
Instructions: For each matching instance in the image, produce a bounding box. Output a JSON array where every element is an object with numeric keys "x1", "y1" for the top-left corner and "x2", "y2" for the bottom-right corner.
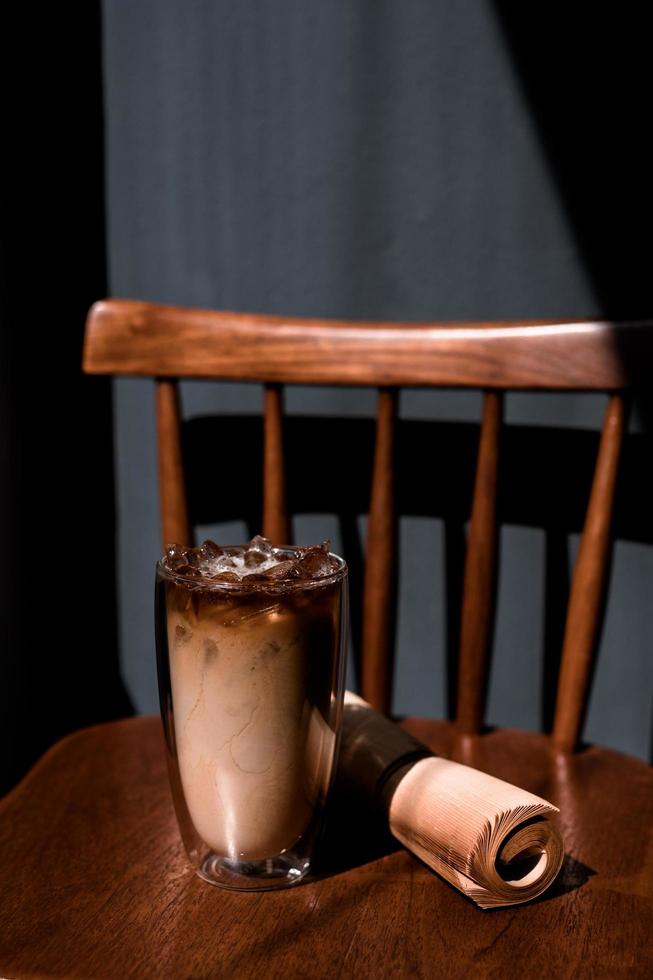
[{"x1": 338, "y1": 692, "x2": 564, "y2": 909}]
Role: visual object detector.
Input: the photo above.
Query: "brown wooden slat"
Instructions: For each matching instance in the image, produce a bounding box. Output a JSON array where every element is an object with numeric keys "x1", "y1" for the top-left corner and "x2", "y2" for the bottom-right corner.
[
  {"x1": 552, "y1": 394, "x2": 627, "y2": 752},
  {"x1": 456, "y1": 391, "x2": 503, "y2": 734},
  {"x1": 84, "y1": 300, "x2": 653, "y2": 390},
  {"x1": 262, "y1": 384, "x2": 291, "y2": 545},
  {"x1": 361, "y1": 389, "x2": 398, "y2": 714},
  {"x1": 155, "y1": 379, "x2": 192, "y2": 548}
]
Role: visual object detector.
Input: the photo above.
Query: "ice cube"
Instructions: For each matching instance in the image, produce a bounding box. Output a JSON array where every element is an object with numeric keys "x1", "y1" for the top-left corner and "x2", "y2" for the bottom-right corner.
[
  {"x1": 165, "y1": 544, "x2": 189, "y2": 569},
  {"x1": 265, "y1": 559, "x2": 301, "y2": 580},
  {"x1": 198, "y1": 539, "x2": 223, "y2": 560},
  {"x1": 244, "y1": 551, "x2": 267, "y2": 568},
  {"x1": 247, "y1": 535, "x2": 274, "y2": 557},
  {"x1": 242, "y1": 534, "x2": 274, "y2": 568},
  {"x1": 163, "y1": 535, "x2": 338, "y2": 584},
  {"x1": 295, "y1": 540, "x2": 334, "y2": 578}
]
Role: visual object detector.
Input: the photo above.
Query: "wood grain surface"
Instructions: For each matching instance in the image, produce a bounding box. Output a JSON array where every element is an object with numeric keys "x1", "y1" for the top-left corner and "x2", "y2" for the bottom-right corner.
[
  {"x1": 85, "y1": 301, "x2": 651, "y2": 731},
  {"x1": 262, "y1": 383, "x2": 291, "y2": 545},
  {"x1": 1, "y1": 716, "x2": 651, "y2": 980},
  {"x1": 75, "y1": 299, "x2": 653, "y2": 977},
  {"x1": 361, "y1": 389, "x2": 398, "y2": 714},
  {"x1": 456, "y1": 392, "x2": 502, "y2": 733},
  {"x1": 83, "y1": 300, "x2": 653, "y2": 389},
  {"x1": 156, "y1": 379, "x2": 192, "y2": 547},
  {"x1": 553, "y1": 395, "x2": 627, "y2": 750}
]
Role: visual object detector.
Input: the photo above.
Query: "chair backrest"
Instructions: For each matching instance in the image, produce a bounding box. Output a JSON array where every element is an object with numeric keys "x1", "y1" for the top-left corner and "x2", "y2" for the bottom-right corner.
[{"x1": 83, "y1": 299, "x2": 653, "y2": 751}]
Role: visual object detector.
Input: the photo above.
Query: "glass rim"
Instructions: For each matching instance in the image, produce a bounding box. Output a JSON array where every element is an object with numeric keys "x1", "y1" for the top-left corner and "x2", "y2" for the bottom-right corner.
[{"x1": 156, "y1": 544, "x2": 348, "y2": 592}]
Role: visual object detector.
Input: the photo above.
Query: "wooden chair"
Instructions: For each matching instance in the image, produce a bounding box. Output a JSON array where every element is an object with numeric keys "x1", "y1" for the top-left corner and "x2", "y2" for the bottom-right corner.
[{"x1": 1, "y1": 300, "x2": 652, "y2": 979}]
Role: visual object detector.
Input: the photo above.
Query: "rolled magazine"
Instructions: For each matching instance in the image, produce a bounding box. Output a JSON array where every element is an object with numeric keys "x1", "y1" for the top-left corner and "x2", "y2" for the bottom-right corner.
[{"x1": 338, "y1": 692, "x2": 564, "y2": 909}]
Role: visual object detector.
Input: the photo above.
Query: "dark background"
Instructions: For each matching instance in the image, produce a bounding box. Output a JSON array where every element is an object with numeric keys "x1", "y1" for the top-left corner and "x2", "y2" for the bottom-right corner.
[{"x1": 1, "y1": 2, "x2": 651, "y2": 792}]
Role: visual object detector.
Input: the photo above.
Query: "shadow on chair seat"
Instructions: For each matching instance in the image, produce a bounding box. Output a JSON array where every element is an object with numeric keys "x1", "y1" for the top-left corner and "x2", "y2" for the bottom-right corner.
[{"x1": 1, "y1": 716, "x2": 651, "y2": 978}]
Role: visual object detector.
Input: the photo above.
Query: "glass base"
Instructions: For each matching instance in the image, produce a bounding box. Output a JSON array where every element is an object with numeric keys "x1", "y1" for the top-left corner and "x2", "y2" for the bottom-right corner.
[{"x1": 197, "y1": 851, "x2": 311, "y2": 891}]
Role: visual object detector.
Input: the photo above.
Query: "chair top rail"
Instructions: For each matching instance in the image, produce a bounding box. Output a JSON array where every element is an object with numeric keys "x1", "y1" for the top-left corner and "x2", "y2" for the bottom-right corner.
[{"x1": 84, "y1": 299, "x2": 653, "y2": 390}]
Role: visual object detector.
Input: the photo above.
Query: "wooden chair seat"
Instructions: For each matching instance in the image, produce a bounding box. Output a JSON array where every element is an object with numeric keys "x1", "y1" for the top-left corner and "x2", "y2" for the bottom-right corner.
[
  {"x1": 1, "y1": 715, "x2": 651, "y2": 979},
  {"x1": 15, "y1": 300, "x2": 642, "y2": 975}
]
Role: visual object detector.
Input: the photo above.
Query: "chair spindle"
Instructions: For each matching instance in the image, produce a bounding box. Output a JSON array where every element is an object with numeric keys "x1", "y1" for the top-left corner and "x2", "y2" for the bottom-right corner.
[
  {"x1": 155, "y1": 379, "x2": 192, "y2": 548},
  {"x1": 362, "y1": 388, "x2": 398, "y2": 714},
  {"x1": 263, "y1": 384, "x2": 291, "y2": 545},
  {"x1": 456, "y1": 391, "x2": 503, "y2": 734},
  {"x1": 552, "y1": 394, "x2": 627, "y2": 752}
]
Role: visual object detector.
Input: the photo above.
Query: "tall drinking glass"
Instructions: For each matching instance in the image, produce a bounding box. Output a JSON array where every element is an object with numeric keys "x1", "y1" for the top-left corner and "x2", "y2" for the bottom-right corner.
[{"x1": 155, "y1": 538, "x2": 348, "y2": 890}]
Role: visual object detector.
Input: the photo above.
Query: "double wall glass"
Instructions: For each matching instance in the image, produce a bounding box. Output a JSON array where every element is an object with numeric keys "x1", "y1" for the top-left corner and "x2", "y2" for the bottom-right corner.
[{"x1": 155, "y1": 547, "x2": 348, "y2": 890}]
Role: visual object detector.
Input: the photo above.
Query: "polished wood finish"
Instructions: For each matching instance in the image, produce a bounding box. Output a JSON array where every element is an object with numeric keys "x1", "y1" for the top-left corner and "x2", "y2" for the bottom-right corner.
[
  {"x1": 457, "y1": 391, "x2": 502, "y2": 733},
  {"x1": 83, "y1": 299, "x2": 650, "y2": 735},
  {"x1": 1, "y1": 716, "x2": 651, "y2": 979},
  {"x1": 12, "y1": 306, "x2": 652, "y2": 974},
  {"x1": 84, "y1": 300, "x2": 653, "y2": 389},
  {"x1": 362, "y1": 389, "x2": 398, "y2": 713},
  {"x1": 155, "y1": 379, "x2": 192, "y2": 547},
  {"x1": 553, "y1": 395, "x2": 628, "y2": 751},
  {"x1": 262, "y1": 384, "x2": 291, "y2": 544}
]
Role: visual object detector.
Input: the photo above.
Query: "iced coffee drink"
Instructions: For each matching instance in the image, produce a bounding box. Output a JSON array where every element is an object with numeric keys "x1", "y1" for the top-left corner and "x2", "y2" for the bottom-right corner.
[{"x1": 155, "y1": 536, "x2": 348, "y2": 889}]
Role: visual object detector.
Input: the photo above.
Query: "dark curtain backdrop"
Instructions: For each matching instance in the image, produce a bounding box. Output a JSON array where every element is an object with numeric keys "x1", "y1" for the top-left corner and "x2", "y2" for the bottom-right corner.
[
  {"x1": 102, "y1": 2, "x2": 652, "y2": 760},
  {"x1": 2, "y1": 3, "x2": 651, "y2": 791},
  {"x1": 0, "y1": 4, "x2": 131, "y2": 793}
]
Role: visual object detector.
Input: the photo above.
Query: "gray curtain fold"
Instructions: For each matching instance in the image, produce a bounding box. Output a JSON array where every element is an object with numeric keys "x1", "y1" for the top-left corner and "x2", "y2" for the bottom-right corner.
[{"x1": 99, "y1": 2, "x2": 653, "y2": 758}]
